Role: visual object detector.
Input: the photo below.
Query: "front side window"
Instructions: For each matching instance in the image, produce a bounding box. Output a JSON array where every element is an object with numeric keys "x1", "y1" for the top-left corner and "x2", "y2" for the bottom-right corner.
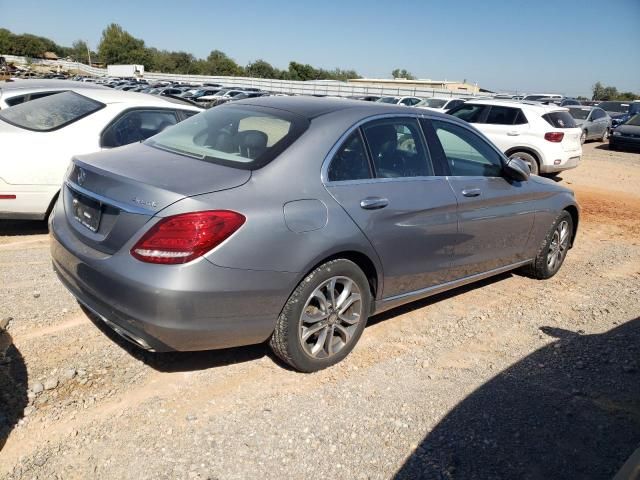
[
  {"x1": 146, "y1": 105, "x2": 308, "y2": 169},
  {"x1": 431, "y1": 120, "x2": 503, "y2": 177},
  {"x1": 0, "y1": 91, "x2": 104, "y2": 131},
  {"x1": 327, "y1": 131, "x2": 371, "y2": 182},
  {"x1": 591, "y1": 109, "x2": 605, "y2": 120},
  {"x1": 102, "y1": 109, "x2": 178, "y2": 148},
  {"x1": 447, "y1": 103, "x2": 487, "y2": 123},
  {"x1": 362, "y1": 118, "x2": 434, "y2": 178}
]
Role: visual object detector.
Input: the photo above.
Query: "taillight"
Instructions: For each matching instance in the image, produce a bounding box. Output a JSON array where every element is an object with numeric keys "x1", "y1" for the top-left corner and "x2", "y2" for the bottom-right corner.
[
  {"x1": 544, "y1": 132, "x2": 564, "y2": 142},
  {"x1": 131, "y1": 210, "x2": 245, "y2": 264}
]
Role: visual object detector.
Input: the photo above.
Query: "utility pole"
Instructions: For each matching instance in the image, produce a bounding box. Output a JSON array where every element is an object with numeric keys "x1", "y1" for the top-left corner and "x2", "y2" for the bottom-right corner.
[{"x1": 87, "y1": 43, "x2": 92, "y2": 67}]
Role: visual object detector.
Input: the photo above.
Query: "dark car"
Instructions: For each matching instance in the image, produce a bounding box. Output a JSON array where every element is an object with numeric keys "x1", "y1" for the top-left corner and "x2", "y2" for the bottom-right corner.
[
  {"x1": 597, "y1": 101, "x2": 640, "y2": 128},
  {"x1": 50, "y1": 97, "x2": 579, "y2": 372},
  {"x1": 609, "y1": 114, "x2": 640, "y2": 151}
]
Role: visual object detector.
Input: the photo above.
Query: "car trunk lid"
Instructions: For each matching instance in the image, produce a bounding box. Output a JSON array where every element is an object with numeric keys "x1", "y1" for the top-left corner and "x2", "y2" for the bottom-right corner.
[{"x1": 62, "y1": 142, "x2": 251, "y2": 254}]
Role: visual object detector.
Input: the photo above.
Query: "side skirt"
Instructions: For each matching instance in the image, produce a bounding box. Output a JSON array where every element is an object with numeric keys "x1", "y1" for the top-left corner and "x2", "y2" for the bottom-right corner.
[{"x1": 373, "y1": 259, "x2": 533, "y2": 315}]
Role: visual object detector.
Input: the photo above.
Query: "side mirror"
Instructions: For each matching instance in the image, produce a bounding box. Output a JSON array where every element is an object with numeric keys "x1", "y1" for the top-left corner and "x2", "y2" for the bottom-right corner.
[{"x1": 504, "y1": 157, "x2": 530, "y2": 181}]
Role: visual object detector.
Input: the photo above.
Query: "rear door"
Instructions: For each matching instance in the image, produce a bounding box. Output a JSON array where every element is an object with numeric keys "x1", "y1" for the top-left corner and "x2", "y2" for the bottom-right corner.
[
  {"x1": 324, "y1": 116, "x2": 458, "y2": 298},
  {"x1": 424, "y1": 118, "x2": 536, "y2": 278}
]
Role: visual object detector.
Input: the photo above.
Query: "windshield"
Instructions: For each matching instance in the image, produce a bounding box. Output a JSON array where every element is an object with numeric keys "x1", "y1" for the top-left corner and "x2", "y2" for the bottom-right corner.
[
  {"x1": 598, "y1": 102, "x2": 630, "y2": 113},
  {"x1": 0, "y1": 91, "x2": 104, "y2": 131},
  {"x1": 417, "y1": 98, "x2": 448, "y2": 108},
  {"x1": 377, "y1": 97, "x2": 399, "y2": 104},
  {"x1": 146, "y1": 105, "x2": 309, "y2": 169},
  {"x1": 567, "y1": 108, "x2": 590, "y2": 120},
  {"x1": 624, "y1": 114, "x2": 640, "y2": 126}
]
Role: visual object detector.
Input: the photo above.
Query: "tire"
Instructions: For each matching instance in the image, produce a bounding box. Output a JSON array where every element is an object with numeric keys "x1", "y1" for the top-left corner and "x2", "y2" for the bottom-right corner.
[
  {"x1": 600, "y1": 128, "x2": 609, "y2": 142},
  {"x1": 580, "y1": 130, "x2": 587, "y2": 144},
  {"x1": 522, "y1": 211, "x2": 573, "y2": 280},
  {"x1": 269, "y1": 259, "x2": 371, "y2": 372},
  {"x1": 509, "y1": 151, "x2": 539, "y2": 176},
  {"x1": 609, "y1": 143, "x2": 617, "y2": 151}
]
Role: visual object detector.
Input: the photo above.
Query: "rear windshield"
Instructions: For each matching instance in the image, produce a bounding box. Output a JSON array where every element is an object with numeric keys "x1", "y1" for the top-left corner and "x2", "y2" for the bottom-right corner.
[
  {"x1": 146, "y1": 104, "x2": 309, "y2": 169},
  {"x1": 542, "y1": 111, "x2": 576, "y2": 128},
  {"x1": 567, "y1": 108, "x2": 590, "y2": 120},
  {"x1": 597, "y1": 102, "x2": 629, "y2": 113},
  {"x1": 0, "y1": 91, "x2": 104, "y2": 131}
]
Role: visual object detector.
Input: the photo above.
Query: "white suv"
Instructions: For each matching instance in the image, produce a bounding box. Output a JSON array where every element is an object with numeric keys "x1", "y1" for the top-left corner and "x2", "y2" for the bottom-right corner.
[{"x1": 446, "y1": 100, "x2": 582, "y2": 175}]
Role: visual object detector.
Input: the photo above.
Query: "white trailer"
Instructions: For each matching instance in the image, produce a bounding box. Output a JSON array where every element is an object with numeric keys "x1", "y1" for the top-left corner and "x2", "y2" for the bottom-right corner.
[{"x1": 106, "y1": 64, "x2": 145, "y2": 78}]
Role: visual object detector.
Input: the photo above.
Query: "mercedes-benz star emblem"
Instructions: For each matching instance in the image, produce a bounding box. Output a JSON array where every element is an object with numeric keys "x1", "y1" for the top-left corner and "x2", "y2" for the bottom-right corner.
[{"x1": 77, "y1": 168, "x2": 86, "y2": 186}]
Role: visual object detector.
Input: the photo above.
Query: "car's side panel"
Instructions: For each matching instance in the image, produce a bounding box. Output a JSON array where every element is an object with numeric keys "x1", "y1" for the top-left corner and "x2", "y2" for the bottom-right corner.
[{"x1": 326, "y1": 178, "x2": 458, "y2": 298}]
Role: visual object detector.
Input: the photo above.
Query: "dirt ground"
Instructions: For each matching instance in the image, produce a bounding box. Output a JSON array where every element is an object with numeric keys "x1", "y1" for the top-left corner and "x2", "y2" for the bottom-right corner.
[{"x1": 0, "y1": 141, "x2": 639, "y2": 479}]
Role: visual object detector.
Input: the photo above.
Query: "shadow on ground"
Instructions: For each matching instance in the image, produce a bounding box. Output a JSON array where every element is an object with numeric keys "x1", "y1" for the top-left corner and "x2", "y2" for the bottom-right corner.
[
  {"x1": 395, "y1": 317, "x2": 640, "y2": 480},
  {"x1": 83, "y1": 306, "x2": 269, "y2": 373},
  {"x1": 0, "y1": 220, "x2": 48, "y2": 236},
  {"x1": 0, "y1": 328, "x2": 28, "y2": 451}
]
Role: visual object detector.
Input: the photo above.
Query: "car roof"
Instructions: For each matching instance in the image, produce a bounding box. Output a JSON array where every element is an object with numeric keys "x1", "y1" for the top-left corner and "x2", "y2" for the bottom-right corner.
[
  {"x1": 59, "y1": 89, "x2": 202, "y2": 110},
  {"x1": 0, "y1": 79, "x2": 109, "y2": 92},
  {"x1": 463, "y1": 99, "x2": 567, "y2": 112},
  {"x1": 566, "y1": 105, "x2": 596, "y2": 110},
  {"x1": 233, "y1": 95, "x2": 453, "y2": 120}
]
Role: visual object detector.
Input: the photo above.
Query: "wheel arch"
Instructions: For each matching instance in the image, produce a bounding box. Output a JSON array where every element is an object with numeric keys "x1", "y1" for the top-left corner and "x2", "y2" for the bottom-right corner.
[
  {"x1": 299, "y1": 250, "x2": 381, "y2": 314},
  {"x1": 504, "y1": 146, "x2": 543, "y2": 170},
  {"x1": 563, "y1": 204, "x2": 579, "y2": 248}
]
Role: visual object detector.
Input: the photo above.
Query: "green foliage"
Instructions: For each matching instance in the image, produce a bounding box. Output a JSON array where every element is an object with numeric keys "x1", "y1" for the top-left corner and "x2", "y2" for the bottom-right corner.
[
  {"x1": 592, "y1": 81, "x2": 638, "y2": 101},
  {"x1": 97, "y1": 23, "x2": 151, "y2": 66},
  {"x1": 0, "y1": 25, "x2": 361, "y2": 80},
  {"x1": 392, "y1": 68, "x2": 416, "y2": 80}
]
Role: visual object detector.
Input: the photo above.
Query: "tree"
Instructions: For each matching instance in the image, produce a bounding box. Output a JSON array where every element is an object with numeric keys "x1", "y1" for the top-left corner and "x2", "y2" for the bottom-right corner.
[
  {"x1": 71, "y1": 40, "x2": 90, "y2": 63},
  {"x1": 205, "y1": 50, "x2": 243, "y2": 76},
  {"x1": 246, "y1": 59, "x2": 278, "y2": 78},
  {"x1": 97, "y1": 23, "x2": 151, "y2": 66},
  {"x1": 392, "y1": 68, "x2": 416, "y2": 80}
]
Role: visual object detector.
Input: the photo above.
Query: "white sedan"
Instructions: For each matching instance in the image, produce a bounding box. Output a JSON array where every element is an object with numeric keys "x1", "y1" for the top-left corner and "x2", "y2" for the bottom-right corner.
[
  {"x1": 0, "y1": 89, "x2": 202, "y2": 220},
  {"x1": 415, "y1": 97, "x2": 466, "y2": 112}
]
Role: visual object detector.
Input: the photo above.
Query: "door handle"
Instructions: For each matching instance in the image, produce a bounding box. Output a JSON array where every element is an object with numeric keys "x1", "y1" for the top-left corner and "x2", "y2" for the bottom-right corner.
[
  {"x1": 461, "y1": 188, "x2": 481, "y2": 197},
  {"x1": 507, "y1": 131, "x2": 520, "y2": 136},
  {"x1": 360, "y1": 197, "x2": 389, "y2": 210}
]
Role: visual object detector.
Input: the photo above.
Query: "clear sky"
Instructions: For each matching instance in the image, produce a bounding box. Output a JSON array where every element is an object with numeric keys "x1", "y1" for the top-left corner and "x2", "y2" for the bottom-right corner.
[{"x1": 2, "y1": 0, "x2": 639, "y2": 96}]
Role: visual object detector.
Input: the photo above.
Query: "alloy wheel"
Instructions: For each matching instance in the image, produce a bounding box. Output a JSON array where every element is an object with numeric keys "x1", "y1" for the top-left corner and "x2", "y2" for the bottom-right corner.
[
  {"x1": 547, "y1": 220, "x2": 570, "y2": 272},
  {"x1": 299, "y1": 276, "x2": 363, "y2": 359}
]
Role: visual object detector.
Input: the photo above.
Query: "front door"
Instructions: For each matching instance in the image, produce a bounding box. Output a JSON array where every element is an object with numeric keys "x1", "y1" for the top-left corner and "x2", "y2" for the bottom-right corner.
[{"x1": 425, "y1": 118, "x2": 536, "y2": 279}]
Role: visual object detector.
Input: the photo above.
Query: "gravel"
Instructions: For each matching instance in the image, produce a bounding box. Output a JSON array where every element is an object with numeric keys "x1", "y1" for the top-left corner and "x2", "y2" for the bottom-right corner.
[{"x1": 1, "y1": 143, "x2": 639, "y2": 479}]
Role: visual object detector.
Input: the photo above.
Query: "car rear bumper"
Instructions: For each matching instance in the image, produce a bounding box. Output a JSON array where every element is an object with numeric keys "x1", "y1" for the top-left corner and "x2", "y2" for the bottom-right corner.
[
  {"x1": 540, "y1": 152, "x2": 581, "y2": 173},
  {"x1": 49, "y1": 203, "x2": 297, "y2": 352},
  {"x1": 0, "y1": 181, "x2": 58, "y2": 220}
]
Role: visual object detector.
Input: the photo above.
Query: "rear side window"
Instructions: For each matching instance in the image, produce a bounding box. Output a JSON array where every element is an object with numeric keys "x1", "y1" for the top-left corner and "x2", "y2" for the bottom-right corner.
[
  {"x1": 542, "y1": 111, "x2": 577, "y2": 128},
  {"x1": 102, "y1": 109, "x2": 178, "y2": 148},
  {"x1": 0, "y1": 91, "x2": 104, "y2": 131},
  {"x1": 327, "y1": 131, "x2": 371, "y2": 182},
  {"x1": 447, "y1": 104, "x2": 487, "y2": 123},
  {"x1": 362, "y1": 118, "x2": 434, "y2": 178},
  {"x1": 486, "y1": 106, "x2": 527, "y2": 125},
  {"x1": 146, "y1": 105, "x2": 309, "y2": 169}
]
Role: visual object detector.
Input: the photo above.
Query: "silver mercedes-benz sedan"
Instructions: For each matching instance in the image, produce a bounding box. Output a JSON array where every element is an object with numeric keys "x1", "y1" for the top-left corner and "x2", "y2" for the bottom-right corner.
[{"x1": 50, "y1": 96, "x2": 579, "y2": 372}]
